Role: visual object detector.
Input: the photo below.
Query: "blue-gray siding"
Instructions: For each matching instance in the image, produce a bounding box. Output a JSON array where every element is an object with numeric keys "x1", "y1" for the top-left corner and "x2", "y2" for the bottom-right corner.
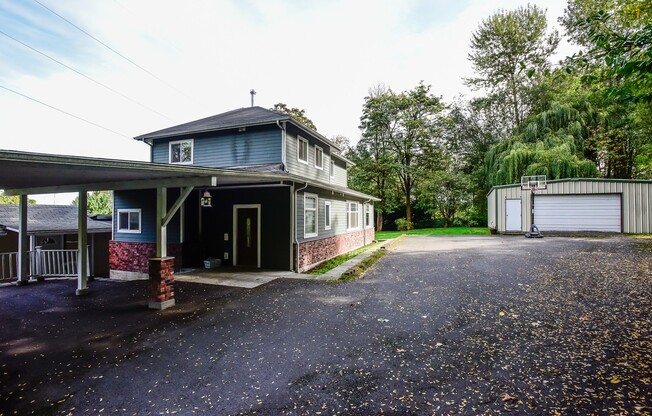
[
  {"x1": 113, "y1": 189, "x2": 181, "y2": 243},
  {"x1": 151, "y1": 126, "x2": 282, "y2": 168},
  {"x1": 296, "y1": 186, "x2": 372, "y2": 243},
  {"x1": 284, "y1": 125, "x2": 348, "y2": 187}
]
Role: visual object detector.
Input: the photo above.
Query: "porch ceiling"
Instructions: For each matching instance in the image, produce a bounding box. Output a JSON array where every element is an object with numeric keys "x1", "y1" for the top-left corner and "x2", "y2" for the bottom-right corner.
[{"x1": 0, "y1": 150, "x2": 286, "y2": 195}]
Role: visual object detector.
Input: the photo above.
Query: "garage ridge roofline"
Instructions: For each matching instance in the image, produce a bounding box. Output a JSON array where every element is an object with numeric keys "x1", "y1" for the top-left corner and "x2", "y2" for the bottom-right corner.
[{"x1": 487, "y1": 177, "x2": 652, "y2": 196}]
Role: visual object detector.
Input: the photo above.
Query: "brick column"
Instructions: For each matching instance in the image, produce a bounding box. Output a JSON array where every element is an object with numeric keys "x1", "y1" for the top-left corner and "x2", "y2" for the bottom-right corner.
[{"x1": 148, "y1": 257, "x2": 175, "y2": 310}]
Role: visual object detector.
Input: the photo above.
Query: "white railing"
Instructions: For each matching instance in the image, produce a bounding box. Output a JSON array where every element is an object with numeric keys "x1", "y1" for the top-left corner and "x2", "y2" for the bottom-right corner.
[
  {"x1": 0, "y1": 248, "x2": 90, "y2": 280},
  {"x1": 29, "y1": 247, "x2": 91, "y2": 278},
  {"x1": 0, "y1": 252, "x2": 17, "y2": 280}
]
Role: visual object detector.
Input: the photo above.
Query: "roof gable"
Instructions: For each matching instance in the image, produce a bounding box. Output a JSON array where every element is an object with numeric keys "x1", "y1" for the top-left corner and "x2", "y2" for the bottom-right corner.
[
  {"x1": 135, "y1": 107, "x2": 291, "y2": 141},
  {"x1": 135, "y1": 106, "x2": 343, "y2": 153}
]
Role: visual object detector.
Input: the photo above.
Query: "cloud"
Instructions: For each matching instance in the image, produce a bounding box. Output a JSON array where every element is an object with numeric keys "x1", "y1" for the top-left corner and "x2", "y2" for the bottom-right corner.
[{"x1": 0, "y1": 0, "x2": 572, "y2": 172}]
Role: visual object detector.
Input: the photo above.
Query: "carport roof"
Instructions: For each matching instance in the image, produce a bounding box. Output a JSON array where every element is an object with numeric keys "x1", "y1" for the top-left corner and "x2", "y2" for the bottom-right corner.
[
  {"x1": 0, "y1": 150, "x2": 379, "y2": 201},
  {"x1": 0, "y1": 150, "x2": 285, "y2": 195}
]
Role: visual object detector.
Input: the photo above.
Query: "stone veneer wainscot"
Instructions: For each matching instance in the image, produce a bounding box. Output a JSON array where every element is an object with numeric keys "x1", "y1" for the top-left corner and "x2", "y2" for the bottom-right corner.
[
  {"x1": 109, "y1": 241, "x2": 182, "y2": 279},
  {"x1": 297, "y1": 228, "x2": 375, "y2": 272}
]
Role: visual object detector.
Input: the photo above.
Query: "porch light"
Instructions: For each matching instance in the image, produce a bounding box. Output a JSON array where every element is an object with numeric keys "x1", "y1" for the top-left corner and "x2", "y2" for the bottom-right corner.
[
  {"x1": 200, "y1": 191, "x2": 212, "y2": 208},
  {"x1": 0, "y1": 225, "x2": 6, "y2": 237}
]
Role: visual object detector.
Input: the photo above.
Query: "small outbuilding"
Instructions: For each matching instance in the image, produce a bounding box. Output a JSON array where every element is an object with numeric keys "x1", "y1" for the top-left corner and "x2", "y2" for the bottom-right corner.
[{"x1": 487, "y1": 178, "x2": 652, "y2": 234}]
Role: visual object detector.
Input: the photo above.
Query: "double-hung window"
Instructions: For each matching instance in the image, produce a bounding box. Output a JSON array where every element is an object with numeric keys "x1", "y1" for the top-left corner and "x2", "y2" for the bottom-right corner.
[
  {"x1": 169, "y1": 139, "x2": 193, "y2": 164},
  {"x1": 117, "y1": 209, "x2": 141, "y2": 233},
  {"x1": 347, "y1": 201, "x2": 359, "y2": 230},
  {"x1": 364, "y1": 204, "x2": 373, "y2": 228},
  {"x1": 304, "y1": 193, "x2": 318, "y2": 238},
  {"x1": 330, "y1": 159, "x2": 335, "y2": 178},
  {"x1": 315, "y1": 146, "x2": 323, "y2": 169},
  {"x1": 324, "y1": 201, "x2": 332, "y2": 230},
  {"x1": 298, "y1": 136, "x2": 309, "y2": 164}
]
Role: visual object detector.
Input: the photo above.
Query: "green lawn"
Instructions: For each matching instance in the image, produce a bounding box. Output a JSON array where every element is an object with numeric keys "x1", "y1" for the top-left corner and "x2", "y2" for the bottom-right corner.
[{"x1": 375, "y1": 227, "x2": 489, "y2": 240}]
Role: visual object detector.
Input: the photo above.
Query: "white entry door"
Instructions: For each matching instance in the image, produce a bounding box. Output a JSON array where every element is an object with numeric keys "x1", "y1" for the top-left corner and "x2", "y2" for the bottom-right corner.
[{"x1": 505, "y1": 199, "x2": 522, "y2": 232}]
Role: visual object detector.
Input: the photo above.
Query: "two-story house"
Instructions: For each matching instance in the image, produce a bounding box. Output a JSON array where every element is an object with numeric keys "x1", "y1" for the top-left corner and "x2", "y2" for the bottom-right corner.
[{"x1": 109, "y1": 107, "x2": 378, "y2": 281}]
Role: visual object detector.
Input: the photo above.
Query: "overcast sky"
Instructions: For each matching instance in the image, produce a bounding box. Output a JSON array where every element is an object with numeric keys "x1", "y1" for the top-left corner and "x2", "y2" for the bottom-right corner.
[{"x1": 0, "y1": 0, "x2": 575, "y2": 204}]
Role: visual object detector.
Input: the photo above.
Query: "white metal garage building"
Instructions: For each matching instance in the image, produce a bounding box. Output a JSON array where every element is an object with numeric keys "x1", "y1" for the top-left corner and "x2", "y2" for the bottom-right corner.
[{"x1": 487, "y1": 178, "x2": 652, "y2": 234}]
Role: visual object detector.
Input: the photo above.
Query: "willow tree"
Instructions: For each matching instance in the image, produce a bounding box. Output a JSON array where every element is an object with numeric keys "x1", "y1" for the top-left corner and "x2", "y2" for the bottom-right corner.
[
  {"x1": 486, "y1": 101, "x2": 599, "y2": 185},
  {"x1": 466, "y1": 4, "x2": 559, "y2": 131}
]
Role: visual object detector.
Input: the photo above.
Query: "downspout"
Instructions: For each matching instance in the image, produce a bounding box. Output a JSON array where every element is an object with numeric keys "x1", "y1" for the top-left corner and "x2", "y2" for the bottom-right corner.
[
  {"x1": 294, "y1": 181, "x2": 308, "y2": 272},
  {"x1": 142, "y1": 139, "x2": 153, "y2": 162},
  {"x1": 276, "y1": 120, "x2": 288, "y2": 172}
]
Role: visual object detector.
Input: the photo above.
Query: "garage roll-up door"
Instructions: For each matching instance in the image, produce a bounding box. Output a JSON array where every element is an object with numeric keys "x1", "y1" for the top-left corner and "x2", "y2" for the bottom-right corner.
[{"x1": 534, "y1": 194, "x2": 621, "y2": 232}]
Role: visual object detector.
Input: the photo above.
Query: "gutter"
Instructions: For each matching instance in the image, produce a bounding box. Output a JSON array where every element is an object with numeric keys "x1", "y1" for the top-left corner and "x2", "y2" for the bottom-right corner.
[{"x1": 294, "y1": 181, "x2": 309, "y2": 272}]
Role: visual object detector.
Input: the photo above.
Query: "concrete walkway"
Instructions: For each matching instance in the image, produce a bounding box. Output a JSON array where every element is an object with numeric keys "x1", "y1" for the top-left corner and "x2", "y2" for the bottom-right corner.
[{"x1": 174, "y1": 237, "x2": 400, "y2": 287}]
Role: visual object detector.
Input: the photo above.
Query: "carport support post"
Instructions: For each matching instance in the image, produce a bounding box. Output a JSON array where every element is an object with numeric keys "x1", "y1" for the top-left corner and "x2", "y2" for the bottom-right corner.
[
  {"x1": 149, "y1": 187, "x2": 175, "y2": 310},
  {"x1": 76, "y1": 191, "x2": 89, "y2": 295},
  {"x1": 15, "y1": 194, "x2": 29, "y2": 286}
]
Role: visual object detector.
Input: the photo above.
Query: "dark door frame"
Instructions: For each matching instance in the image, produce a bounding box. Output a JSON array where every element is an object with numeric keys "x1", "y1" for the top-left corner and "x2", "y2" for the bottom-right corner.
[{"x1": 232, "y1": 204, "x2": 261, "y2": 267}]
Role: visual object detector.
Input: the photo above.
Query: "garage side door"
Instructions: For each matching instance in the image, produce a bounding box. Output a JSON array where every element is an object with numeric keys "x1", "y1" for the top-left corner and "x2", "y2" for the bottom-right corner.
[{"x1": 534, "y1": 194, "x2": 621, "y2": 232}]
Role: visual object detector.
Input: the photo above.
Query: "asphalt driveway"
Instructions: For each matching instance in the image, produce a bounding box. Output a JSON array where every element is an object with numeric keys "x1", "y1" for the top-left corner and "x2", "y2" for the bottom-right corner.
[{"x1": 0, "y1": 235, "x2": 650, "y2": 415}]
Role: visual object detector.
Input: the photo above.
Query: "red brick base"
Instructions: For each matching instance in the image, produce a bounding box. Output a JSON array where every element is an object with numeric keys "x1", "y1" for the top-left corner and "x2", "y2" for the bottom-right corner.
[
  {"x1": 148, "y1": 257, "x2": 175, "y2": 310},
  {"x1": 109, "y1": 241, "x2": 182, "y2": 273},
  {"x1": 297, "y1": 228, "x2": 375, "y2": 271}
]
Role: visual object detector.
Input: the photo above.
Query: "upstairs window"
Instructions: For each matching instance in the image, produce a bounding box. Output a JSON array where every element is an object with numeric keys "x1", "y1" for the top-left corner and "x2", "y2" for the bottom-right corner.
[
  {"x1": 298, "y1": 136, "x2": 309, "y2": 164},
  {"x1": 330, "y1": 159, "x2": 335, "y2": 177},
  {"x1": 170, "y1": 139, "x2": 193, "y2": 164},
  {"x1": 117, "y1": 209, "x2": 141, "y2": 233},
  {"x1": 304, "y1": 194, "x2": 318, "y2": 238},
  {"x1": 347, "y1": 201, "x2": 359, "y2": 230},
  {"x1": 315, "y1": 146, "x2": 323, "y2": 169}
]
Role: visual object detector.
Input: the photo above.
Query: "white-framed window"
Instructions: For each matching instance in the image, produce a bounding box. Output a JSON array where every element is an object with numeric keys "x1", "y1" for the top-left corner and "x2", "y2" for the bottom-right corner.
[
  {"x1": 315, "y1": 146, "x2": 323, "y2": 169},
  {"x1": 298, "y1": 136, "x2": 309, "y2": 164},
  {"x1": 364, "y1": 204, "x2": 373, "y2": 228},
  {"x1": 304, "y1": 193, "x2": 318, "y2": 238},
  {"x1": 347, "y1": 201, "x2": 360, "y2": 231},
  {"x1": 324, "y1": 200, "x2": 332, "y2": 231},
  {"x1": 117, "y1": 209, "x2": 141, "y2": 233},
  {"x1": 169, "y1": 139, "x2": 193, "y2": 164},
  {"x1": 330, "y1": 158, "x2": 335, "y2": 177}
]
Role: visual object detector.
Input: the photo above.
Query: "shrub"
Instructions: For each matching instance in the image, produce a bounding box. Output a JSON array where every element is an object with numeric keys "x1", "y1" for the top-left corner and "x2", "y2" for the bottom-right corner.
[{"x1": 395, "y1": 218, "x2": 413, "y2": 231}]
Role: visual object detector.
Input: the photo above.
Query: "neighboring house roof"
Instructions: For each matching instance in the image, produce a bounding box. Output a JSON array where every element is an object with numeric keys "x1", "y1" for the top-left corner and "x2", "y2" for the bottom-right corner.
[
  {"x1": 134, "y1": 106, "x2": 343, "y2": 154},
  {"x1": 0, "y1": 205, "x2": 112, "y2": 235}
]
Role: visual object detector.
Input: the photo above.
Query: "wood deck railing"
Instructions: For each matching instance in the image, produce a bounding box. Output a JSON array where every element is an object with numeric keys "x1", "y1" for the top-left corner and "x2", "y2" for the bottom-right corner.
[
  {"x1": 0, "y1": 252, "x2": 17, "y2": 280},
  {"x1": 0, "y1": 248, "x2": 90, "y2": 280}
]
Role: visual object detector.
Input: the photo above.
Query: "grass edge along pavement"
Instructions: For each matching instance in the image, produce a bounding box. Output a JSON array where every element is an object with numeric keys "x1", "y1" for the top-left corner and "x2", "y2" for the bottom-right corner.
[
  {"x1": 375, "y1": 226, "x2": 489, "y2": 240},
  {"x1": 328, "y1": 235, "x2": 406, "y2": 282},
  {"x1": 308, "y1": 241, "x2": 383, "y2": 275}
]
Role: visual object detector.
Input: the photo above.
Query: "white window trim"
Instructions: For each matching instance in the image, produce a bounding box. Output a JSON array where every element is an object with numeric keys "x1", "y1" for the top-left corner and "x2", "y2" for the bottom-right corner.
[
  {"x1": 324, "y1": 200, "x2": 332, "y2": 231},
  {"x1": 297, "y1": 136, "x2": 309, "y2": 165},
  {"x1": 364, "y1": 204, "x2": 373, "y2": 228},
  {"x1": 304, "y1": 193, "x2": 318, "y2": 238},
  {"x1": 347, "y1": 201, "x2": 360, "y2": 231},
  {"x1": 169, "y1": 139, "x2": 194, "y2": 164},
  {"x1": 117, "y1": 209, "x2": 142, "y2": 234},
  {"x1": 330, "y1": 158, "x2": 335, "y2": 178},
  {"x1": 315, "y1": 145, "x2": 323, "y2": 170}
]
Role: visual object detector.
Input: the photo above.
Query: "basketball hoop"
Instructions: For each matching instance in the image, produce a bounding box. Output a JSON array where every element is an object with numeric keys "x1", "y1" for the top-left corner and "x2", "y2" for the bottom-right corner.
[
  {"x1": 520, "y1": 175, "x2": 547, "y2": 191},
  {"x1": 521, "y1": 175, "x2": 546, "y2": 238}
]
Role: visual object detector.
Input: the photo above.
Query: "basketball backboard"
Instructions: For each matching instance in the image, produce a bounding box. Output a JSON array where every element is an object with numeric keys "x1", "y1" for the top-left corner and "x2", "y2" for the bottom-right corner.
[{"x1": 521, "y1": 175, "x2": 547, "y2": 191}]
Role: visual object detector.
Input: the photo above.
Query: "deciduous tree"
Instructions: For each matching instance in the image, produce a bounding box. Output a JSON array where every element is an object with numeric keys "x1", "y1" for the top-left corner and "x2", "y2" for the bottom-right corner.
[{"x1": 466, "y1": 5, "x2": 559, "y2": 131}]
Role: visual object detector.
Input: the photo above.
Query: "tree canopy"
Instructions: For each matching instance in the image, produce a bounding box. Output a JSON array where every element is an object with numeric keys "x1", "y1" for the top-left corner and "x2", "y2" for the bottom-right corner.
[
  {"x1": 72, "y1": 191, "x2": 112, "y2": 215},
  {"x1": 271, "y1": 103, "x2": 317, "y2": 131}
]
